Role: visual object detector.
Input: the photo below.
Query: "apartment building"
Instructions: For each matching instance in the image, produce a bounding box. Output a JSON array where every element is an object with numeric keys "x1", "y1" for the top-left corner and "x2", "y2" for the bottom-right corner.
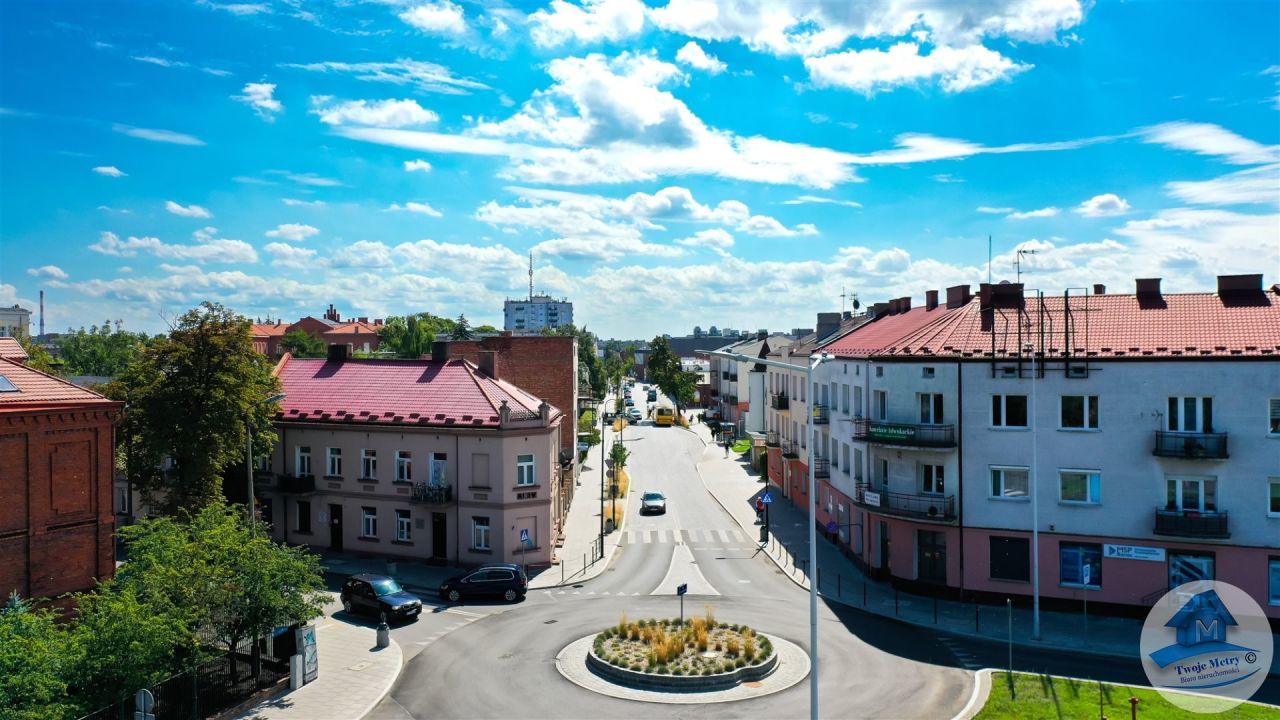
[
  {"x1": 705, "y1": 332, "x2": 794, "y2": 432},
  {"x1": 810, "y1": 276, "x2": 1280, "y2": 618},
  {"x1": 260, "y1": 349, "x2": 563, "y2": 568},
  {"x1": 0, "y1": 304, "x2": 31, "y2": 338},
  {"x1": 503, "y1": 295, "x2": 573, "y2": 334}
]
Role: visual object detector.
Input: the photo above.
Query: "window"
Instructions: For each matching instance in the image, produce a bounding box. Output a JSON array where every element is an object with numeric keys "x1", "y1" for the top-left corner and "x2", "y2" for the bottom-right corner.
[
  {"x1": 116, "y1": 486, "x2": 130, "y2": 515},
  {"x1": 873, "y1": 390, "x2": 887, "y2": 421},
  {"x1": 853, "y1": 448, "x2": 863, "y2": 481},
  {"x1": 396, "y1": 509, "x2": 411, "y2": 542},
  {"x1": 517, "y1": 454, "x2": 536, "y2": 486},
  {"x1": 296, "y1": 446, "x2": 312, "y2": 476},
  {"x1": 1061, "y1": 395, "x2": 1099, "y2": 429},
  {"x1": 472, "y1": 517, "x2": 490, "y2": 550},
  {"x1": 396, "y1": 451, "x2": 412, "y2": 482},
  {"x1": 1269, "y1": 558, "x2": 1280, "y2": 606},
  {"x1": 296, "y1": 500, "x2": 311, "y2": 533},
  {"x1": 1166, "y1": 476, "x2": 1217, "y2": 512},
  {"x1": 361, "y1": 449, "x2": 376, "y2": 479},
  {"x1": 829, "y1": 436, "x2": 837, "y2": 465},
  {"x1": 1060, "y1": 543, "x2": 1102, "y2": 588},
  {"x1": 361, "y1": 507, "x2": 377, "y2": 538},
  {"x1": 431, "y1": 452, "x2": 448, "y2": 485},
  {"x1": 841, "y1": 443, "x2": 850, "y2": 475},
  {"x1": 1270, "y1": 478, "x2": 1280, "y2": 517},
  {"x1": 326, "y1": 447, "x2": 342, "y2": 477},
  {"x1": 841, "y1": 384, "x2": 850, "y2": 414},
  {"x1": 853, "y1": 386, "x2": 863, "y2": 418},
  {"x1": 922, "y1": 367, "x2": 935, "y2": 378},
  {"x1": 991, "y1": 466, "x2": 1029, "y2": 499},
  {"x1": 990, "y1": 536, "x2": 1030, "y2": 582},
  {"x1": 1167, "y1": 396, "x2": 1213, "y2": 432},
  {"x1": 920, "y1": 464, "x2": 944, "y2": 495},
  {"x1": 877, "y1": 458, "x2": 889, "y2": 487},
  {"x1": 992, "y1": 395, "x2": 1028, "y2": 427},
  {"x1": 919, "y1": 393, "x2": 944, "y2": 424},
  {"x1": 1270, "y1": 398, "x2": 1280, "y2": 434},
  {"x1": 875, "y1": 366, "x2": 883, "y2": 377},
  {"x1": 1059, "y1": 470, "x2": 1101, "y2": 504}
]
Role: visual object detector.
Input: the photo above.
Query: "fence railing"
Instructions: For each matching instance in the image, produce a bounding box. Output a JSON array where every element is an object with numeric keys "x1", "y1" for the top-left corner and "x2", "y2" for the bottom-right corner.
[
  {"x1": 1152, "y1": 431, "x2": 1229, "y2": 459},
  {"x1": 410, "y1": 483, "x2": 454, "y2": 505},
  {"x1": 854, "y1": 483, "x2": 956, "y2": 520}
]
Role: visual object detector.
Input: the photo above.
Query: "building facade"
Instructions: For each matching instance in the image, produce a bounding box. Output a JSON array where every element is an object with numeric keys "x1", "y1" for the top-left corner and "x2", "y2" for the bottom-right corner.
[
  {"x1": 260, "y1": 352, "x2": 563, "y2": 568},
  {"x1": 503, "y1": 295, "x2": 573, "y2": 334},
  {"x1": 252, "y1": 305, "x2": 383, "y2": 358},
  {"x1": 0, "y1": 304, "x2": 32, "y2": 338},
  {"x1": 0, "y1": 337, "x2": 121, "y2": 601}
]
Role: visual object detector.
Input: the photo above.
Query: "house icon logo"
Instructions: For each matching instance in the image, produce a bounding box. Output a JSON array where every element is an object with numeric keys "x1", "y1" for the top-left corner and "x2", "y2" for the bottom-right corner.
[{"x1": 1140, "y1": 581, "x2": 1273, "y2": 713}]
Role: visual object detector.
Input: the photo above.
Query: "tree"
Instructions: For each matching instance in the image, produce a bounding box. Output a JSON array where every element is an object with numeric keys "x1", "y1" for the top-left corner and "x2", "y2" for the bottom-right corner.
[
  {"x1": 609, "y1": 440, "x2": 630, "y2": 470},
  {"x1": 577, "y1": 410, "x2": 601, "y2": 450},
  {"x1": 473, "y1": 323, "x2": 499, "y2": 334},
  {"x1": 545, "y1": 324, "x2": 606, "y2": 400},
  {"x1": 452, "y1": 314, "x2": 474, "y2": 340},
  {"x1": 645, "y1": 336, "x2": 698, "y2": 412},
  {"x1": 279, "y1": 328, "x2": 325, "y2": 358},
  {"x1": 0, "y1": 593, "x2": 76, "y2": 720},
  {"x1": 107, "y1": 302, "x2": 282, "y2": 514},
  {"x1": 15, "y1": 332, "x2": 58, "y2": 375},
  {"x1": 56, "y1": 322, "x2": 151, "y2": 376}
]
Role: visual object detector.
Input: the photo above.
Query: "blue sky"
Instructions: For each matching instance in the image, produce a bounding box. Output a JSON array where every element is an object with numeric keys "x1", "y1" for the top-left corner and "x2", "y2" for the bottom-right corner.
[{"x1": 2, "y1": 0, "x2": 1277, "y2": 338}]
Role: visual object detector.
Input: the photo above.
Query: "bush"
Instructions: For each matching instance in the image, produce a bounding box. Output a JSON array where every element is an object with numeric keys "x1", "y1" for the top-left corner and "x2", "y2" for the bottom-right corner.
[
  {"x1": 735, "y1": 658, "x2": 746, "y2": 668},
  {"x1": 658, "y1": 666, "x2": 670, "y2": 674}
]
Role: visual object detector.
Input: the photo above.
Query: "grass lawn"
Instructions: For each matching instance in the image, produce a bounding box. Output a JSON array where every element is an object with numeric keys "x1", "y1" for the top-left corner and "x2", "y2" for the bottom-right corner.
[
  {"x1": 977, "y1": 672, "x2": 1277, "y2": 719},
  {"x1": 731, "y1": 439, "x2": 752, "y2": 453}
]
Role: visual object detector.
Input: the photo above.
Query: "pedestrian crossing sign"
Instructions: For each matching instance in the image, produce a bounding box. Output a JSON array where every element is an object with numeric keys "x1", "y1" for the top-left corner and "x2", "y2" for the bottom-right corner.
[
  {"x1": 520, "y1": 528, "x2": 531, "y2": 546},
  {"x1": 761, "y1": 492, "x2": 773, "y2": 504}
]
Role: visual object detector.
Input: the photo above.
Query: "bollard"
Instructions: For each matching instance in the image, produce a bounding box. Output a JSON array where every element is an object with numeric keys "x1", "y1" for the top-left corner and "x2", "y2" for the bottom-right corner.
[
  {"x1": 838, "y1": 574, "x2": 841, "y2": 597},
  {"x1": 561, "y1": 562, "x2": 565, "y2": 584},
  {"x1": 894, "y1": 588, "x2": 899, "y2": 616},
  {"x1": 817, "y1": 567, "x2": 822, "y2": 589},
  {"x1": 934, "y1": 596, "x2": 938, "y2": 624},
  {"x1": 863, "y1": 581, "x2": 867, "y2": 607},
  {"x1": 376, "y1": 613, "x2": 391, "y2": 649},
  {"x1": 1129, "y1": 696, "x2": 1138, "y2": 720},
  {"x1": 975, "y1": 604, "x2": 981, "y2": 633}
]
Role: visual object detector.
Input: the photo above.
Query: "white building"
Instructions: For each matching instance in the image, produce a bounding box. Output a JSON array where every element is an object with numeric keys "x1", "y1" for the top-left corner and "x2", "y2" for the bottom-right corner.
[
  {"x1": 0, "y1": 305, "x2": 31, "y2": 337},
  {"x1": 503, "y1": 295, "x2": 573, "y2": 334}
]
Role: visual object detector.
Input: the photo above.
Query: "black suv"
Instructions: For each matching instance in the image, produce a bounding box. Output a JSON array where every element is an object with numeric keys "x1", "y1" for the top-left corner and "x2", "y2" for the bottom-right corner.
[
  {"x1": 340, "y1": 574, "x2": 423, "y2": 623},
  {"x1": 439, "y1": 563, "x2": 528, "y2": 603}
]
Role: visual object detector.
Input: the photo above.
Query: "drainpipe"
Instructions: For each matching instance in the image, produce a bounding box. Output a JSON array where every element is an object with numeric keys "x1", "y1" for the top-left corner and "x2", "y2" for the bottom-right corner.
[
  {"x1": 455, "y1": 431, "x2": 462, "y2": 568},
  {"x1": 955, "y1": 361, "x2": 963, "y2": 598}
]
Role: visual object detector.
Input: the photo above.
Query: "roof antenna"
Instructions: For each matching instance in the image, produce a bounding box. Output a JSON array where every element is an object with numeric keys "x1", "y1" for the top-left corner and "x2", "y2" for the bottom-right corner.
[
  {"x1": 528, "y1": 251, "x2": 534, "y2": 301},
  {"x1": 988, "y1": 235, "x2": 992, "y2": 285},
  {"x1": 1015, "y1": 247, "x2": 1038, "y2": 284}
]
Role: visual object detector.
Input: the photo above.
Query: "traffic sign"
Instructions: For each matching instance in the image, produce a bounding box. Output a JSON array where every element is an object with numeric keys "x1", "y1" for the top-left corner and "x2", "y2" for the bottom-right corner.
[
  {"x1": 520, "y1": 528, "x2": 531, "y2": 546},
  {"x1": 826, "y1": 521, "x2": 838, "y2": 534},
  {"x1": 677, "y1": 583, "x2": 688, "y2": 596},
  {"x1": 761, "y1": 492, "x2": 773, "y2": 505}
]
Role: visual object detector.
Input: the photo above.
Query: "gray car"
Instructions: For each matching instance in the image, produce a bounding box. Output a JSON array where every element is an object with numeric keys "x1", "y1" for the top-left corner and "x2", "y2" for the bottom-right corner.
[{"x1": 640, "y1": 491, "x2": 667, "y2": 514}]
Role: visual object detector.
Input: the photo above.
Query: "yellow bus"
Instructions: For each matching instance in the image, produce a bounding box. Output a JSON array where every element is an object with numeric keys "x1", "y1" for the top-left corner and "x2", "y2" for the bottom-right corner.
[{"x1": 654, "y1": 406, "x2": 676, "y2": 427}]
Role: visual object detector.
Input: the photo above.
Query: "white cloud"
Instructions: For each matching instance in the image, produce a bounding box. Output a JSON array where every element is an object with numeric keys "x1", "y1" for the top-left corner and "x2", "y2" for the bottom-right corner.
[
  {"x1": 268, "y1": 171, "x2": 343, "y2": 187},
  {"x1": 533, "y1": 236, "x2": 685, "y2": 261},
  {"x1": 264, "y1": 242, "x2": 318, "y2": 269},
  {"x1": 97, "y1": 205, "x2": 133, "y2": 214},
  {"x1": 198, "y1": 1, "x2": 270, "y2": 14},
  {"x1": 976, "y1": 206, "x2": 1013, "y2": 214},
  {"x1": 1263, "y1": 65, "x2": 1280, "y2": 111},
  {"x1": 332, "y1": 240, "x2": 396, "y2": 268},
  {"x1": 112, "y1": 124, "x2": 205, "y2": 146},
  {"x1": 282, "y1": 198, "x2": 327, "y2": 207},
  {"x1": 1007, "y1": 207, "x2": 1059, "y2": 220},
  {"x1": 737, "y1": 215, "x2": 818, "y2": 237},
  {"x1": 675, "y1": 41, "x2": 726, "y2": 74},
  {"x1": 89, "y1": 229, "x2": 257, "y2": 263},
  {"x1": 529, "y1": 0, "x2": 647, "y2": 47},
  {"x1": 675, "y1": 228, "x2": 734, "y2": 256},
  {"x1": 165, "y1": 201, "x2": 213, "y2": 218},
  {"x1": 234, "y1": 82, "x2": 283, "y2": 121},
  {"x1": 280, "y1": 59, "x2": 489, "y2": 95},
  {"x1": 805, "y1": 43, "x2": 1029, "y2": 95},
  {"x1": 92, "y1": 165, "x2": 126, "y2": 177},
  {"x1": 1141, "y1": 122, "x2": 1279, "y2": 165},
  {"x1": 265, "y1": 223, "x2": 320, "y2": 241},
  {"x1": 1113, "y1": 208, "x2": 1280, "y2": 280},
  {"x1": 27, "y1": 265, "x2": 69, "y2": 280},
  {"x1": 385, "y1": 202, "x2": 443, "y2": 217},
  {"x1": 782, "y1": 195, "x2": 862, "y2": 208},
  {"x1": 1165, "y1": 164, "x2": 1280, "y2": 206},
  {"x1": 202, "y1": 67, "x2": 233, "y2": 77},
  {"x1": 399, "y1": 2, "x2": 468, "y2": 36},
  {"x1": 310, "y1": 97, "x2": 438, "y2": 127},
  {"x1": 132, "y1": 55, "x2": 190, "y2": 69},
  {"x1": 932, "y1": 173, "x2": 963, "y2": 183},
  {"x1": 1075, "y1": 193, "x2": 1131, "y2": 217},
  {"x1": 404, "y1": 159, "x2": 433, "y2": 172}
]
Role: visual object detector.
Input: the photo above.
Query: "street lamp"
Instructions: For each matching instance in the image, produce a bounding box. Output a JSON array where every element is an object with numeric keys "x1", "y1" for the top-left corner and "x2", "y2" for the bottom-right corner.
[{"x1": 247, "y1": 392, "x2": 287, "y2": 532}]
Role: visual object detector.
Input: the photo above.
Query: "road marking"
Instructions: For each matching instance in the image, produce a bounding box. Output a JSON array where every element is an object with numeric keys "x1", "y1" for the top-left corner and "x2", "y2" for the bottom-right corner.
[
  {"x1": 650, "y1": 542, "x2": 720, "y2": 596},
  {"x1": 445, "y1": 608, "x2": 485, "y2": 619}
]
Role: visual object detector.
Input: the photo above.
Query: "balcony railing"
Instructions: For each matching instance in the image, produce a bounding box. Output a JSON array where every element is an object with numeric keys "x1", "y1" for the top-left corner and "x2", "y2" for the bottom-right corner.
[
  {"x1": 280, "y1": 474, "x2": 316, "y2": 494},
  {"x1": 812, "y1": 404, "x2": 829, "y2": 425},
  {"x1": 781, "y1": 441, "x2": 799, "y2": 458},
  {"x1": 813, "y1": 457, "x2": 830, "y2": 478},
  {"x1": 770, "y1": 393, "x2": 790, "y2": 410},
  {"x1": 410, "y1": 483, "x2": 454, "y2": 505},
  {"x1": 852, "y1": 418, "x2": 955, "y2": 448},
  {"x1": 1153, "y1": 508, "x2": 1229, "y2": 539},
  {"x1": 854, "y1": 483, "x2": 956, "y2": 521},
  {"x1": 765, "y1": 431, "x2": 780, "y2": 447},
  {"x1": 1153, "y1": 431, "x2": 1229, "y2": 460}
]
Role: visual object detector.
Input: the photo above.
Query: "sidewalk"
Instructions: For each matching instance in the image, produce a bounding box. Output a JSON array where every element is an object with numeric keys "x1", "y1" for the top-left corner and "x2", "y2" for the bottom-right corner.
[{"x1": 684, "y1": 419, "x2": 1280, "y2": 676}]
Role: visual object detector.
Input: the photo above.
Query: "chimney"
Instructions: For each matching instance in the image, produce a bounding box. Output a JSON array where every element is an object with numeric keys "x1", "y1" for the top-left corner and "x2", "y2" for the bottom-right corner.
[
  {"x1": 324, "y1": 304, "x2": 341, "y2": 322},
  {"x1": 842, "y1": 311, "x2": 852, "y2": 320},
  {"x1": 869, "y1": 302, "x2": 890, "y2": 318},
  {"x1": 1135, "y1": 278, "x2": 1162, "y2": 297},
  {"x1": 899, "y1": 296, "x2": 912, "y2": 312},
  {"x1": 1217, "y1": 274, "x2": 1262, "y2": 295},
  {"x1": 431, "y1": 340, "x2": 450, "y2": 361},
  {"x1": 815, "y1": 312, "x2": 841, "y2": 340},
  {"x1": 374, "y1": 318, "x2": 383, "y2": 326},
  {"x1": 945, "y1": 285, "x2": 971, "y2": 308},
  {"x1": 326, "y1": 343, "x2": 349, "y2": 362},
  {"x1": 477, "y1": 350, "x2": 498, "y2": 379},
  {"x1": 358, "y1": 316, "x2": 368, "y2": 324},
  {"x1": 925, "y1": 290, "x2": 939, "y2": 311},
  {"x1": 887, "y1": 299, "x2": 899, "y2": 315},
  {"x1": 1093, "y1": 284, "x2": 1106, "y2": 295}
]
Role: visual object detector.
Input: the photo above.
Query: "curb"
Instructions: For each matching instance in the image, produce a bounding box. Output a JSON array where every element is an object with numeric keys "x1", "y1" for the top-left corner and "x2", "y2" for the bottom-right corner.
[
  {"x1": 951, "y1": 668, "x2": 990, "y2": 720},
  {"x1": 359, "y1": 638, "x2": 404, "y2": 720}
]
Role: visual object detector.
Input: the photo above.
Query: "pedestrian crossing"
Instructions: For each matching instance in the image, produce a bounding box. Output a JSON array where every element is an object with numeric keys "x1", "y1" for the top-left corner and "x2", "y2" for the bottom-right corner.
[
  {"x1": 620, "y1": 527, "x2": 750, "y2": 545},
  {"x1": 937, "y1": 636, "x2": 982, "y2": 670}
]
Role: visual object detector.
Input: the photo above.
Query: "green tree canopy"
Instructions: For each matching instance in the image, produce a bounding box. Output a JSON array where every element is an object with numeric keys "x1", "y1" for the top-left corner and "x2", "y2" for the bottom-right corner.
[
  {"x1": 452, "y1": 314, "x2": 474, "y2": 340},
  {"x1": 56, "y1": 322, "x2": 151, "y2": 376},
  {"x1": 279, "y1": 328, "x2": 325, "y2": 358},
  {"x1": 105, "y1": 302, "x2": 282, "y2": 514},
  {"x1": 645, "y1": 335, "x2": 698, "y2": 411},
  {"x1": 0, "y1": 594, "x2": 76, "y2": 720},
  {"x1": 15, "y1": 332, "x2": 58, "y2": 375}
]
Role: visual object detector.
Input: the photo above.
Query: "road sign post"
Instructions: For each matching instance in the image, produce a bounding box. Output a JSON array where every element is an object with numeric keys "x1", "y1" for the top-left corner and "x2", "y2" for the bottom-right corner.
[
  {"x1": 520, "y1": 528, "x2": 531, "y2": 578},
  {"x1": 133, "y1": 689, "x2": 155, "y2": 720},
  {"x1": 677, "y1": 583, "x2": 688, "y2": 625}
]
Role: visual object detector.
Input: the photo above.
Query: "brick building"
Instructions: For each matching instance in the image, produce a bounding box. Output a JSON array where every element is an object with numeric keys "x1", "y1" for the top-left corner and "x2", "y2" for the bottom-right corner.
[
  {"x1": 0, "y1": 336, "x2": 121, "y2": 600},
  {"x1": 252, "y1": 304, "x2": 383, "y2": 358}
]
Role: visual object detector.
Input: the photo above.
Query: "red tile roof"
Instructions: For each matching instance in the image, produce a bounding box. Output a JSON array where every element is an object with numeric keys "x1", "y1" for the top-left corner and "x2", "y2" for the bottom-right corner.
[
  {"x1": 880, "y1": 289, "x2": 1280, "y2": 359},
  {"x1": 0, "y1": 358, "x2": 116, "y2": 409},
  {"x1": 251, "y1": 323, "x2": 289, "y2": 337},
  {"x1": 274, "y1": 356, "x2": 559, "y2": 428},
  {"x1": 0, "y1": 337, "x2": 28, "y2": 361},
  {"x1": 821, "y1": 304, "x2": 959, "y2": 357},
  {"x1": 324, "y1": 321, "x2": 379, "y2": 335}
]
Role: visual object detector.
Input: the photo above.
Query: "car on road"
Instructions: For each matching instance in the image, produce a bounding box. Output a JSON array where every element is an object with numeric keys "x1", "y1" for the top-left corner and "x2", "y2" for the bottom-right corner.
[
  {"x1": 640, "y1": 491, "x2": 667, "y2": 514},
  {"x1": 340, "y1": 574, "x2": 423, "y2": 622},
  {"x1": 624, "y1": 398, "x2": 635, "y2": 406},
  {"x1": 439, "y1": 563, "x2": 528, "y2": 603},
  {"x1": 647, "y1": 389, "x2": 657, "y2": 401},
  {"x1": 628, "y1": 407, "x2": 643, "y2": 422}
]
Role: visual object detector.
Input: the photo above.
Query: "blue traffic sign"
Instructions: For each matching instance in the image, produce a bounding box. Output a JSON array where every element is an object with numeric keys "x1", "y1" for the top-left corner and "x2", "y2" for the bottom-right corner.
[
  {"x1": 677, "y1": 583, "x2": 688, "y2": 596},
  {"x1": 761, "y1": 492, "x2": 773, "y2": 505},
  {"x1": 519, "y1": 528, "x2": 531, "y2": 545}
]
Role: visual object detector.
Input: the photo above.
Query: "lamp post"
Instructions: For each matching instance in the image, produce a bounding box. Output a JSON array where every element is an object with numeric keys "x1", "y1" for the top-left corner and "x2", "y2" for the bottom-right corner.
[{"x1": 247, "y1": 392, "x2": 287, "y2": 532}]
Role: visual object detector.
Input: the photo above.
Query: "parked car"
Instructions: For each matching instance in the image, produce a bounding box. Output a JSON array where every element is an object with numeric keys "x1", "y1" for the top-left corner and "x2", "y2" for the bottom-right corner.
[
  {"x1": 625, "y1": 398, "x2": 635, "y2": 406},
  {"x1": 628, "y1": 407, "x2": 643, "y2": 422},
  {"x1": 439, "y1": 563, "x2": 528, "y2": 603},
  {"x1": 640, "y1": 491, "x2": 667, "y2": 514},
  {"x1": 340, "y1": 574, "x2": 423, "y2": 622}
]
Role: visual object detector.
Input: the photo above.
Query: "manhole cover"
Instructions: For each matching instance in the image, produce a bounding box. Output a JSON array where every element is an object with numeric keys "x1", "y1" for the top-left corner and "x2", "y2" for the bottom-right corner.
[{"x1": 347, "y1": 661, "x2": 372, "y2": 671}]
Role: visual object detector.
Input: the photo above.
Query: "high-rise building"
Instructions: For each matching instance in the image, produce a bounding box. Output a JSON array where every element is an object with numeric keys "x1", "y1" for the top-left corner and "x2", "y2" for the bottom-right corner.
[{"x1": 503, "y1": 295, "x2": 574, "y2": 334}]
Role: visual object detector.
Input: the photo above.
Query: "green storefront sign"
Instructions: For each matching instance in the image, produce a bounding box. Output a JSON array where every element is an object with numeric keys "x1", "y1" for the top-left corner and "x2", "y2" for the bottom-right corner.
[{"x1": 868, "y1": 423, "x2": 916, "y2": 442}]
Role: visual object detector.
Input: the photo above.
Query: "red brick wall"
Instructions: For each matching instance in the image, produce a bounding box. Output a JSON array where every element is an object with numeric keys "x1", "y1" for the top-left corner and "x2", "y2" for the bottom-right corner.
[{"x1": 0, "y1": 407, "x2": 119, "y2": 600}]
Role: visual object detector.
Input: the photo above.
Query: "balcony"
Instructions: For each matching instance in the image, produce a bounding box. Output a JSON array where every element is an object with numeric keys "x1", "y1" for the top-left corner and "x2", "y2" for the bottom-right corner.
[
  {"x1": 1153, "y1": 508, "x2": 1229, "y2": 539},
  {"x1": 280, "y1": 474, "x2": 316, "y2": 494},
  {"x1": 854, "y1": 483, "x2": 956, "y2": 521},
  {"x1": 1153, "y1": 431, "x2": 1229, "y2": 460},
  {"x1": 770, "y1": 393, "x2": 790, "y2": 411},
  {"x1": 813, "y1": 457, "x2": 830, "y2": 479},
  {"x1": 781, "y1": 441, "x2": 799, "y2": 458},
  {"x1": 254, "y1": 469, "x2": 277, "y2": 486},
  {"x1": 765, "y1": 431, "x2": 780, "y2": 447},
  {"x1": 410, "y1": 483, "x2": 454, "y2": 505},
  {"x1": 811, "y1": 404, "x2": 829, "y2": 425},
  {"x1": 852, "y1": 418, "x2": 955, "y2": 448}
]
